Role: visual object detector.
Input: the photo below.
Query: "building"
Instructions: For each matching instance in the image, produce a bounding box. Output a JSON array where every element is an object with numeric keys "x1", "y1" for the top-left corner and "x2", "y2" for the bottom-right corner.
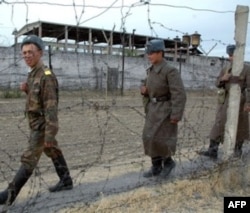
[
  {"x1": 13, "y1": 20, "x2": 203, "y2": 59},
  {"x1": 0, "y1": 21, "x2": 224, "y2": 92}
]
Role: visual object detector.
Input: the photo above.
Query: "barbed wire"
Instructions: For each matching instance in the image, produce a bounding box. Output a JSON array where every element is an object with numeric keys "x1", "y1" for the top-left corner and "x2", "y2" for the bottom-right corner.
[
  {"x1": 0, "y1": 1, "x2": 250, "y2": 212},
  {"x1": 151, "y1": 21, "x2": 231, "y2": 47},
  {"x1": 1, "y1": 0, "x2": 247, "y2": 50},
  {"x1": 1, "y1": 1, "x2": 248, "y2": 57},
  {"x1": 0, "y1": 86, "x2": 249, "y2": 212},
  {"x1": 0, "y1": 0, "x2": 236, "y2": 14}
]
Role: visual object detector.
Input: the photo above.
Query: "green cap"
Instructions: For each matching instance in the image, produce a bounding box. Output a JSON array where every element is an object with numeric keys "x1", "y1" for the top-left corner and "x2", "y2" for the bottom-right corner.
[{"x1": 21, "y1": 35, "x2": 44, "y2": 51}]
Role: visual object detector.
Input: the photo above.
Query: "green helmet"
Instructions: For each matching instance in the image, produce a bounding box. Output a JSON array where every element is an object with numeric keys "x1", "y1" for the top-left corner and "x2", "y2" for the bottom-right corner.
[{"x1": 21, "y1": 35, "x2": 44, "y2": 51}]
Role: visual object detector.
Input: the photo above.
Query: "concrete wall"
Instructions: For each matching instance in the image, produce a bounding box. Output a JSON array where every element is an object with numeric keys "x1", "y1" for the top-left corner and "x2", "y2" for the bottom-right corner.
[{"x1": 0, "y1": 46, "x2": 225, "y2": 91}]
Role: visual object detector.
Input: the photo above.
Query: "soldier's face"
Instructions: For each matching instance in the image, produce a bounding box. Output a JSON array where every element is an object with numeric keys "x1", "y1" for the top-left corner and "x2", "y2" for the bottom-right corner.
[
  {"x1": 22, "y1": 44, "x2": 42, "y2": 68},
  {"x1": 147, "y1": 51, "x2": 162, "y2": 65}
]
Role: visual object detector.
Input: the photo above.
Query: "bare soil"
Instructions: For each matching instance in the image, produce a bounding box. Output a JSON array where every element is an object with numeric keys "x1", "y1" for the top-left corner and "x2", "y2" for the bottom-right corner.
[{"x1": 0, "y1": 90, "x2": 249, "y2": 213}]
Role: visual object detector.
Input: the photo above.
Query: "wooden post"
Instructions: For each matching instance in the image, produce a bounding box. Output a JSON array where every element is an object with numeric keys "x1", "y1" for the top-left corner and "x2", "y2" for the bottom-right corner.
[{"x1": 223, "y1": 5, "x2": 249, "y2": 158}]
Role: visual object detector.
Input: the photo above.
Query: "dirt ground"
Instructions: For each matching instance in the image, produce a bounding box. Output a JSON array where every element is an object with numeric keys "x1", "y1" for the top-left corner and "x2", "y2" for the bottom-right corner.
[{"x1": 0, "y1": 90, "x2": 249, "y2": 213}]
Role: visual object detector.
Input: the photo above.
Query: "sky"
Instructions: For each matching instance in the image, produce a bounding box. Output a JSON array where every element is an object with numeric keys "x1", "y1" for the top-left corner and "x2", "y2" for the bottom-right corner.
[{"x1": 0, "y1": 0, "x2": 250, "y2": 61}]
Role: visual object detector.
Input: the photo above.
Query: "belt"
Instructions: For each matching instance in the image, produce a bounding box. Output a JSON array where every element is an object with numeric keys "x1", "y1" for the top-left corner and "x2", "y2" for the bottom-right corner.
[{"x1": 150, "y1": 95, "x2": 170, "y2": 103}]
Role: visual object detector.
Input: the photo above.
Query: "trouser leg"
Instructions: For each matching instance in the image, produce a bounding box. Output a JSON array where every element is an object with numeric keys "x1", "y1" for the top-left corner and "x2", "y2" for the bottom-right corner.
[{"x1": 0, "y1": 130, "x2": 43, "y2": 206}]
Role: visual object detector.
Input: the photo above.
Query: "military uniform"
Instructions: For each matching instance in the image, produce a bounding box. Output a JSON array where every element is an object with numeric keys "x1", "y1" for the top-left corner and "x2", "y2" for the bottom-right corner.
[
  {"x1": 22, "y1": 60, "x2": 65, "y2": 170},
  {"x1": 0, "y1": 35, "x2": 72, "y2": 206},
  {"x1": 209, "y1": 64, "x2": 250, "y2": 142},
  {"x1": 206, "y1": 63, "x2": 250, "y2": 158},
  {"x1": 199, "y1": 44, "x2": 250, "y2": 158},
  {"x1": 143, "y1": 60, "x2": 186, "y2": 157},
  {"x1": 141, "y1": 39, "x2": 186, "y2": 178}
]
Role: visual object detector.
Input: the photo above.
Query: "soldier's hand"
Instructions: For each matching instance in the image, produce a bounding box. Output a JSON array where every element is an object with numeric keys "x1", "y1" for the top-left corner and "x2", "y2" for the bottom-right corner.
[
  {"x1": 20, "y1": 82, "x2": 28, "y2": 93},
  {"x1": 44, "y1": 141, "x2": 54, "y2": 148},
  {"x1": 221, "y1": 73, "x2": 231, "y2": 81},
  {"x1": 140, "y1": 86, "x2": 148, "y2": 95},
  {"x1": 170, "y1": 119, "x2": 179, "y2": 124},
  {"x1": 244, "y1": 103, "x2": 250, "y2": 112}
]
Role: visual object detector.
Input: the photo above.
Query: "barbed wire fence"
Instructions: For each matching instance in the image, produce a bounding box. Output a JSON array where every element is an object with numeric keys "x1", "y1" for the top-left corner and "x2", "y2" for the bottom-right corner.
[{"x1": 0, "y1": 1, "x2": 250, "y2": 213}]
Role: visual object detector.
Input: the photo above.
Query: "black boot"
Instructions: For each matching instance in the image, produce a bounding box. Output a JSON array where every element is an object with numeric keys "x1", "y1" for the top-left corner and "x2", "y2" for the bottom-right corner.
[
  {"x1": 143, "y1": 156, "x2": 162, "y2": 178},
  {"x1": 49, "y1": 155, "x2": 73, "y2": 192},
  {"x1": 234, "y1": 141, "x2": 243, "y2": 158},
  {"x1": 198, "y1": 139, "x2": 219, "y2": 159},
  {"x1": 160, "y1": 157, "x2": 176, "y2": 178},
  {"x1": 0, "y1": 165, "x2": 32, "y2": 205}
]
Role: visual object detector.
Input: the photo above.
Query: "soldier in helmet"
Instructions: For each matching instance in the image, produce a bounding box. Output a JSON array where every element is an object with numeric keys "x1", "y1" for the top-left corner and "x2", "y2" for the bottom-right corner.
[
  {"x1": 0, "y1": 35, "x2": 73, "y2": 206},
  {"x1": 199, "y1": 44, "x2": 250, "y2": 159},
  {"x1": 140, "y1": 39, "x2": 186, "y2": 178}
]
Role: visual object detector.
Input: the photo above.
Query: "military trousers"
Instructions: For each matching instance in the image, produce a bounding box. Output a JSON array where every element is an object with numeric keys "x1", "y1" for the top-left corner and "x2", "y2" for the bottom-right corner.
[{"x1": 21, "y1": 130, "x2": 63, "y2": 173}]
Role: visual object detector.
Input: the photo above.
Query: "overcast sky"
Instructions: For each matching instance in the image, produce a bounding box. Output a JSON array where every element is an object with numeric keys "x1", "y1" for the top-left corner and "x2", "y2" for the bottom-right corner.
[{"x1": 0, "y1": 0, "x2": 250, "y2": 60}]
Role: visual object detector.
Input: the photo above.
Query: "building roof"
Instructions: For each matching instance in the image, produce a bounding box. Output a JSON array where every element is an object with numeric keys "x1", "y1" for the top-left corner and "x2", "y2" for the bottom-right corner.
[{"x1": 13, "y1": 20, "x2": 187, "y2": 49}]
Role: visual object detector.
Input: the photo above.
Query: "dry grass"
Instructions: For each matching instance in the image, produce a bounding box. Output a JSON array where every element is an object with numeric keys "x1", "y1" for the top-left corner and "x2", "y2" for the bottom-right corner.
[
  {"x1": 60, "y1": 160, "x2": 250, "y2": 213},
  {"x1": 60, "y1": 179, "x2": 218, "y2": 213}
]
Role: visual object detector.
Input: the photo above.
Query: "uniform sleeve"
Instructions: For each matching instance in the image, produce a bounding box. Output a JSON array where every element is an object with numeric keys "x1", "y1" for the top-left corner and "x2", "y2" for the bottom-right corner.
[
  {"x1": 245, "y1": 64, "x2": 250, "y2": 103},
  {"x1": 141, "y1": 77, "x2": 149, "y2": 114},
  {"x1": 215, "y1": 67, "x2": 226, "y2": 88},
  {"x1": 167, "y1": 68, "x2": 187, "y2": 121},
  {"x1": 41, "y1": 73, "x2": 59, "y2": 142}
]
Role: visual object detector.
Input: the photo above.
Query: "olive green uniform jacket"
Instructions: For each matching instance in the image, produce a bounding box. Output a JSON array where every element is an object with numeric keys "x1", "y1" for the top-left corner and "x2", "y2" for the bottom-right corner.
[
  {"x1": 209, "y1": 63, "x2": 250, "y2": 142},
  {"x1": 142, "y1": 59, "x2": 186, "y2": 158},
  {"x1": 25, "y1": 61, "x2": 59, "y2": 142}
]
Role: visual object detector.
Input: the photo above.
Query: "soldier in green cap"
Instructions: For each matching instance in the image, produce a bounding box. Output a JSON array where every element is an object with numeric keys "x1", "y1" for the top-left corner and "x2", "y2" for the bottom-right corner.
[
  {"x1": 0, "y1": 34, "x2": 73, "y2": 206},
  {"x1": 140, "y1": 39, "x2": 186, "y2": 178},
  {"x1": 198, "y1": 44, "x2": 250, "y2": 159}
]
